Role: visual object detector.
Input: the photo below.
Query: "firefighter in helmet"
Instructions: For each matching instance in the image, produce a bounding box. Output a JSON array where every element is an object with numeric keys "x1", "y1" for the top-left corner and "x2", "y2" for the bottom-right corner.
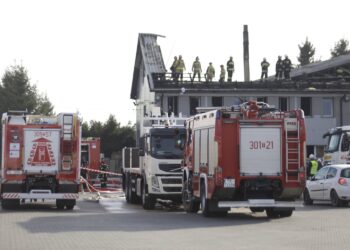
[
  {"x1": 99, "y1": 159, "x2": 109, "y2": 188},
  {"x1": 307, "y1": 154, "x2": 319, "y2": 178}
]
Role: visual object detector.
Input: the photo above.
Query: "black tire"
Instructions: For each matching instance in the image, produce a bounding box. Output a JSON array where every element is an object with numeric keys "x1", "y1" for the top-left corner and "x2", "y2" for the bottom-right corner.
[
  {"x1": 142, "y1": 180, "x2": 155, "y2": 210},
  {"x1": 56, "y1": 199, "x2": 65, "y2": 210},
  {"x1": 303, "y1": 189, "x2": 313, "y2": 205},
  {"x1": 65, "y1": 199, "x2": 76, "y2": 210},
  {"x1": 341, "y1": 201, "x2": 349, "y2": 207},
  {"x1": 1, "y1": 199, "x2": 20, "y2": 210},
  {"x1": 266, "y1": 208, "x2": 279, "y2": 218},
  {"x1": 182, "y1": 179, "x2": 200, "y2": 213},
  {"x1": 279, "y1": 209, "x2": 293, "y2": 217},
  {"x1": 250, "y1": 207, "x2": 264, "y2": 213},
  {"x1": 331, "y1": 190, "x2": 341, "y2": 207},
  {"x1": 200, "y1": 183, "x2": 213, "y2": 217}
]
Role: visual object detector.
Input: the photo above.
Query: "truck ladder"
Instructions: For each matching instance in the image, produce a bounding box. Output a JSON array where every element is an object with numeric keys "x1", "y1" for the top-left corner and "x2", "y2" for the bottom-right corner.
[{"x1": 285, "y1": 121, "x2": 300, "y2": 182}]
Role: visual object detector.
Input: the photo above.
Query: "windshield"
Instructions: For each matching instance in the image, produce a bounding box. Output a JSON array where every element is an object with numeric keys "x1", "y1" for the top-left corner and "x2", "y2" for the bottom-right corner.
[
  {"x1": 325, "y1": 133, "x2": 341, "y2": 152},
  {"x1": 150, "y1": 132, "x2": 186, "y2": 159}
]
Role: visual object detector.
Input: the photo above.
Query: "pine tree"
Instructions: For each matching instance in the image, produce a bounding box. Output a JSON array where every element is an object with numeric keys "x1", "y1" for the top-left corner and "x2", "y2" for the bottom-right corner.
[
  {"x1": 331, "y1": 39, "x2": 350, "y2": 58},
  {"x1": 297, "y1": 38, "x2": 316, "y2": 66}
]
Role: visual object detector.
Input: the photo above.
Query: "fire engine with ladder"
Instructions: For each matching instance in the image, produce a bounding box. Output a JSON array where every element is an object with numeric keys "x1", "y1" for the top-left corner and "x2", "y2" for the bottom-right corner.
[
  {"x1": 1, "y1": 111, "x2": 81, "y2": 209},
  {"x1": 182, "y1": 101, "x2": 306, "y2": 217}
]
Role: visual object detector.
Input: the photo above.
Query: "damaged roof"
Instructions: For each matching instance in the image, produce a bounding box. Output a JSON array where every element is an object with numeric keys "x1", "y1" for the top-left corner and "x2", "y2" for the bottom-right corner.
[{"x1": 130, "y1": 33, "x2": 167, "y2": 100}]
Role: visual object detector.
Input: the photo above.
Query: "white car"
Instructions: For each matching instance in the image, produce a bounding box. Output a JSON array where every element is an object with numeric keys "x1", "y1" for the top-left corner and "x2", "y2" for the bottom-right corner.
[{"x1": 304, "y1": 164, "x2": 350, "y2": 206}]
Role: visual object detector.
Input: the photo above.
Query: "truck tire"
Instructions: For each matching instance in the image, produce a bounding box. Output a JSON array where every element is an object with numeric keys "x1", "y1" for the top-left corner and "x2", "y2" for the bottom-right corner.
[
  {"x1": 303, "y1": 189, "x2": 313, "y2": 205},
  {"x1": 142, "y1": 180, "x2": 155, "y2": 210},
  {"x1": 279, "y1": 209, "x2": 293, "y2": 217},
  {"x1": 56, "y1": 199, "x2": 65, "y2": 210},
  {"x1": 182, "y1": 179, "x2": 200, "y2": 213},
  {"x1": 65, "y1": 199, "x2": 76, "y2": 210},
  {"x1": 1, "y1": 199, "x2": 20, "y2": 209},
  {"x1": 200, "y1": 183, "x2": 214, "y2": 217},
  {"x1": 266, "y1": 208, "x2": 279, "y2": 218}
]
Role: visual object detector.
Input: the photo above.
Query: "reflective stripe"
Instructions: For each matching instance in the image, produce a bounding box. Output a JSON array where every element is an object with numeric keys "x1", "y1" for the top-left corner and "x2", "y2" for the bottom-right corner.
[{"x1": 310, "y1": 160, "x2": 318, "y2": 175}]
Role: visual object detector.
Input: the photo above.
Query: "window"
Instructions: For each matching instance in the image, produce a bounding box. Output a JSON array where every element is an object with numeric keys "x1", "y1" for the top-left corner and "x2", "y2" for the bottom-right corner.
[
  {"x1": 341, "y1": 168, "x2": 350, "y2": 178},
  {"x1": 301, "y1": 97, "x2": 312, "y2": 116},
  {"x1": 190, "y1": 97, "x2": 200, "y2": 115},
  {"x1": 341, "y1": 133, "x2": 350, "y2": 152},
  {"x1": 326, "y1": 167, "x2": 337, "y2": 179},
  {"x1": 257, "y1": 97, "x2": 267, "y2": 103},
  {"x1": 279, "y1": 97, "x2": 288, "y2": 111},
  {"x1": 315, "y1": 167, "x2": 328, "y2": 180},
  {"x1": 306, "y1": 145, "x2": 314, "y2": 158},
  {"x1": 212, "y1": 97, "x2": 223, "y2": 107},
  {"x1": 168, "y1": 96, "x2": 178, "y2": 116},
  {"x1": 322, "y1": 98, "x2": 333, "y2": 117}
]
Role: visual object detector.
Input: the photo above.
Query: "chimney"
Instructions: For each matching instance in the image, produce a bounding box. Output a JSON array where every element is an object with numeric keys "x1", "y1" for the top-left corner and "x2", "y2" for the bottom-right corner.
[{"x1": 243, "y1": 25, "x2": 250, "y2": 82}]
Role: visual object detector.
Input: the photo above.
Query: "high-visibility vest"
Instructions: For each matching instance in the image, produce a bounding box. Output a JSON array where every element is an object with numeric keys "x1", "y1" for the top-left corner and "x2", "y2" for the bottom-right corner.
[
  {"x1": 310, "y1": 160, "x2": 318, "y2": 175},
  {"x1": 176, "y1": 59, "x2": 185, "y2": 72}
]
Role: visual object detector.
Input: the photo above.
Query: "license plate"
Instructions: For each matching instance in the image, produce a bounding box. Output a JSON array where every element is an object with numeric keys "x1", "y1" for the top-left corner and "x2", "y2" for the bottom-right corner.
[{"x1": 224, "y1": 178, "x2": 235, "y2": 188}]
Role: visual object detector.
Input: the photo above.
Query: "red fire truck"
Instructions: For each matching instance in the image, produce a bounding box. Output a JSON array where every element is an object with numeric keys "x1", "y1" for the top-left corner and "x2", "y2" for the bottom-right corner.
[
  {"x1": 1, "y1": 111, "x2": 81, "y2": 209},
  {"x1": 182, "y1": 101, "x2": 306, "y2": 217}
]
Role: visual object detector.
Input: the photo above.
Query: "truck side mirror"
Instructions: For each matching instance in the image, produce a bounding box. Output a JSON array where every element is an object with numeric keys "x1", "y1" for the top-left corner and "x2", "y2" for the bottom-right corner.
[{"x1": 139, "y1": 149, "x2": 145, "y2": 156}]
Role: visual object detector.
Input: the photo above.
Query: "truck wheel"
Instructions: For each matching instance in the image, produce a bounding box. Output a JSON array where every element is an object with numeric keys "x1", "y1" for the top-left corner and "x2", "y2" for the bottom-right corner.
[
  {"x1": 331, "y1": 190, "x2": 341, "y2": 207},
  {"x1": 142, "y1": 180, "x2": 155, "y2": 210},
  {"x1": 182, "y1": 179, "x2": 200, "y2": 213},
  {"x1": 279, "y1": 209, "x2": 293, "y2": 217},
  {"x1": 65, "y1": 199, "x2": 76, "y2": 210},
  {"x1": 266, "y1": 208, "x2": 279, "y2": 218},
  {"x1": 1, "y1": 199, "x2": 20, "y2": 209},
  {"x1": 200, "y1": 183, "x2": 213, "y2": 217},
  {"x1": 303, "y1": 189, "x2": 313, "y2": 205},
  {"x1": 56, "y1": 199, "x2": 65, "y2": 210}
]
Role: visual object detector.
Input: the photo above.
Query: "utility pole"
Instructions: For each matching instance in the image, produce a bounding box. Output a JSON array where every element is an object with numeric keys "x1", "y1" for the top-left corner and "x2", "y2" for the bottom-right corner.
[{"x1": 243, "y1": 25, "x2": 250, "y2": 82}]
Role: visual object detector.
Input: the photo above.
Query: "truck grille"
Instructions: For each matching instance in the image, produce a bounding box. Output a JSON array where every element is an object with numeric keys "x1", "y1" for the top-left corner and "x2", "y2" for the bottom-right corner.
[
  {"x1": 163, "y1": 187, "x2": 182, "y2": 192},
  {"x1": 159, "y1": 164, "x2": 181, "y2": 173},
  {"x1": 161, "y1": 178, "x2": 182, "y2": 184}
]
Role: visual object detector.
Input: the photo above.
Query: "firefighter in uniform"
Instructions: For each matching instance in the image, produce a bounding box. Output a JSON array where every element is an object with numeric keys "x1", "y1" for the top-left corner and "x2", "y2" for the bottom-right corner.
[
  {"x1": 260, "y1": 58, "x2": 270, "y2": 80},
  {"x1": 219, "y1": 65, "x2": 226, "y2": 83},
  {"x1": 282, "y1": 55, "x2": 292, "y2": 80},
  {"x1": 307, "y1": 154, "x2": 319, "y2": 178},
  {"x1": 175, "y1": 55, "x2": 186, "y2": 82},
  {"x1": 206, "y1": 62, "x2": 215, "y2": 82},
  {"x1": 275, "y1": 56, "x2": 283, "y2": 80},
  {"x1": 191, "y1": 56, "x2": 202, "y2": 82},
  {"x1": 170, "y1": 56, "x2": 178, "y2": 81},
  {"x1": 99, "y1": 160, "x2": 109, "y2": 188},
  {"x1": 226, "y1": 56, "x2": 235, "y2": 82}
]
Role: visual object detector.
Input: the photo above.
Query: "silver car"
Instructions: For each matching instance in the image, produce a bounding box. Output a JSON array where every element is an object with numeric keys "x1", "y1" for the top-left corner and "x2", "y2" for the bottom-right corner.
[{"x1": 304, "y1": 164, "x2": 350, "y2": 206}]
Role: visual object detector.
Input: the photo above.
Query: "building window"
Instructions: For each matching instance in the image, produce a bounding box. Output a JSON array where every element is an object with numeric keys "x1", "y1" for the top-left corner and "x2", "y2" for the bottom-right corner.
[
  {"x1": 301, "y1": 97, "x2": 312, "y2": 116},
  {"x1": 190, "y1": 97, "x2": 200, "y2": 115},
  {"x1": 322, "y1": 98, "x2": 333, "y2": 117},
  {"x1": 212, "y1": 97, "x2": 223, "y2": 107},
  {"x1": 168, "y1": 96, "x2": 178, "y2": 116},
  {"x1": 306, "y1": 145, "x2": 314, "y2": 158},
  {"x1": 257, "y1": 97, "x2": 267, "y2": 103},
  {"x1": 279, "y1": 97, "x2": 288, "y2": 111}
]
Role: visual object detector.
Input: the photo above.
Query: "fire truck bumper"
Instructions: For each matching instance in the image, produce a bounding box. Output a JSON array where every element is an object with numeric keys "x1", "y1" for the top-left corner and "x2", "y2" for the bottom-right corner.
[
  {"x1": 218, "y1": 199, "x2": 304, "y2": 208},
  {"x1": 2, "y1": 191, "x2": 79, "y2": 200}
]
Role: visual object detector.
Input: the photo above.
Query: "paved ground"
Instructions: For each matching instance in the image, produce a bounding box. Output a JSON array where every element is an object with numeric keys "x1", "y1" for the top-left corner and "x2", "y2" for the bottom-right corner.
[{"x1": 1, "y1": 192, "x2": 350, "y2": 250}]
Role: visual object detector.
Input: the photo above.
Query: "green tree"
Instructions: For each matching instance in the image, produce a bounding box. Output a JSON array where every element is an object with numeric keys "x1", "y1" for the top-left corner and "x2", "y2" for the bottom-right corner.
[
  {"x1": 297, "y1": 38, "x2": 316, "y2": 66},
  {"x1": 331, "y1": 39, "x2": 350, "y2": 58},
  {"x1": 0, "y1": 64, "x2": 54, "y2": 116}
]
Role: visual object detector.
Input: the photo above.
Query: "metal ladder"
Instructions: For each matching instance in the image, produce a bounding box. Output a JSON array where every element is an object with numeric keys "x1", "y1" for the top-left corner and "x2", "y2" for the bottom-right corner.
[{"x1": 285, "y1": 121, "x2": 300, "y2": 182}]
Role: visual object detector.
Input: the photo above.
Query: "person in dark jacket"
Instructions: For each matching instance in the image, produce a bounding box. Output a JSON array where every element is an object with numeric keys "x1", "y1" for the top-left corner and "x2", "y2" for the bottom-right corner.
[
  {"x1": 275, "y1": 56, "x2": 283, "y2": 80},
  {"x1": 282, "y1": 55, "x2": 292, "y2": 80}
]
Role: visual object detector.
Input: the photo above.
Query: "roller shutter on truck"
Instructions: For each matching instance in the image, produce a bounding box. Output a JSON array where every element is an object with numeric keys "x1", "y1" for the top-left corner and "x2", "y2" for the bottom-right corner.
[
  {"x1": 240, "y1": 126, "x2": 281, "y2": 176},
  {"x1": 24, "y1": 128, "x2": 60, "y2": 174}
]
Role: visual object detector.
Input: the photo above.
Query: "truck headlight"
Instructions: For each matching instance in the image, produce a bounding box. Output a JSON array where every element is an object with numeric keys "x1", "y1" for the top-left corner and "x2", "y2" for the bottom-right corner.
[{"x1": 151, "y1": 176, "x2": 159, "y2": 189}]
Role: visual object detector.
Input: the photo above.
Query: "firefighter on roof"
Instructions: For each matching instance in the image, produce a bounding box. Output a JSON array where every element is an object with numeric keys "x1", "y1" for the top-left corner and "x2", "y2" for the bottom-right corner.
[
  {"x1": 283, "y1": 55, "x2": 292, "y2": 80},
  {"x1": 219, "y1": 65, "x2": 226, "y2": 83},
  {"x1": 275, "y1": 56, "x2": 283, "y2": 80},
  {"x1": 226, "y1": 56, "x2": 235, "y2": 82},
  {"x1": 206, "y1": 62, "x2": 215, "y2": 82},
  {"x1": 191, "y1": 56, "x2": 202, "y2": 82},
  {"x1": 99, "y1": 160, "x2": 109, "y2": 188},
  {"x1": 260, "y1": 58, "x2": 270, "y2": 81},
  {"x1": 175, "y1": 55, "x2": 186, "y2": 82},
  {"x1": 170, "y1": 56, "x2": 178, "y2": 81}
]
